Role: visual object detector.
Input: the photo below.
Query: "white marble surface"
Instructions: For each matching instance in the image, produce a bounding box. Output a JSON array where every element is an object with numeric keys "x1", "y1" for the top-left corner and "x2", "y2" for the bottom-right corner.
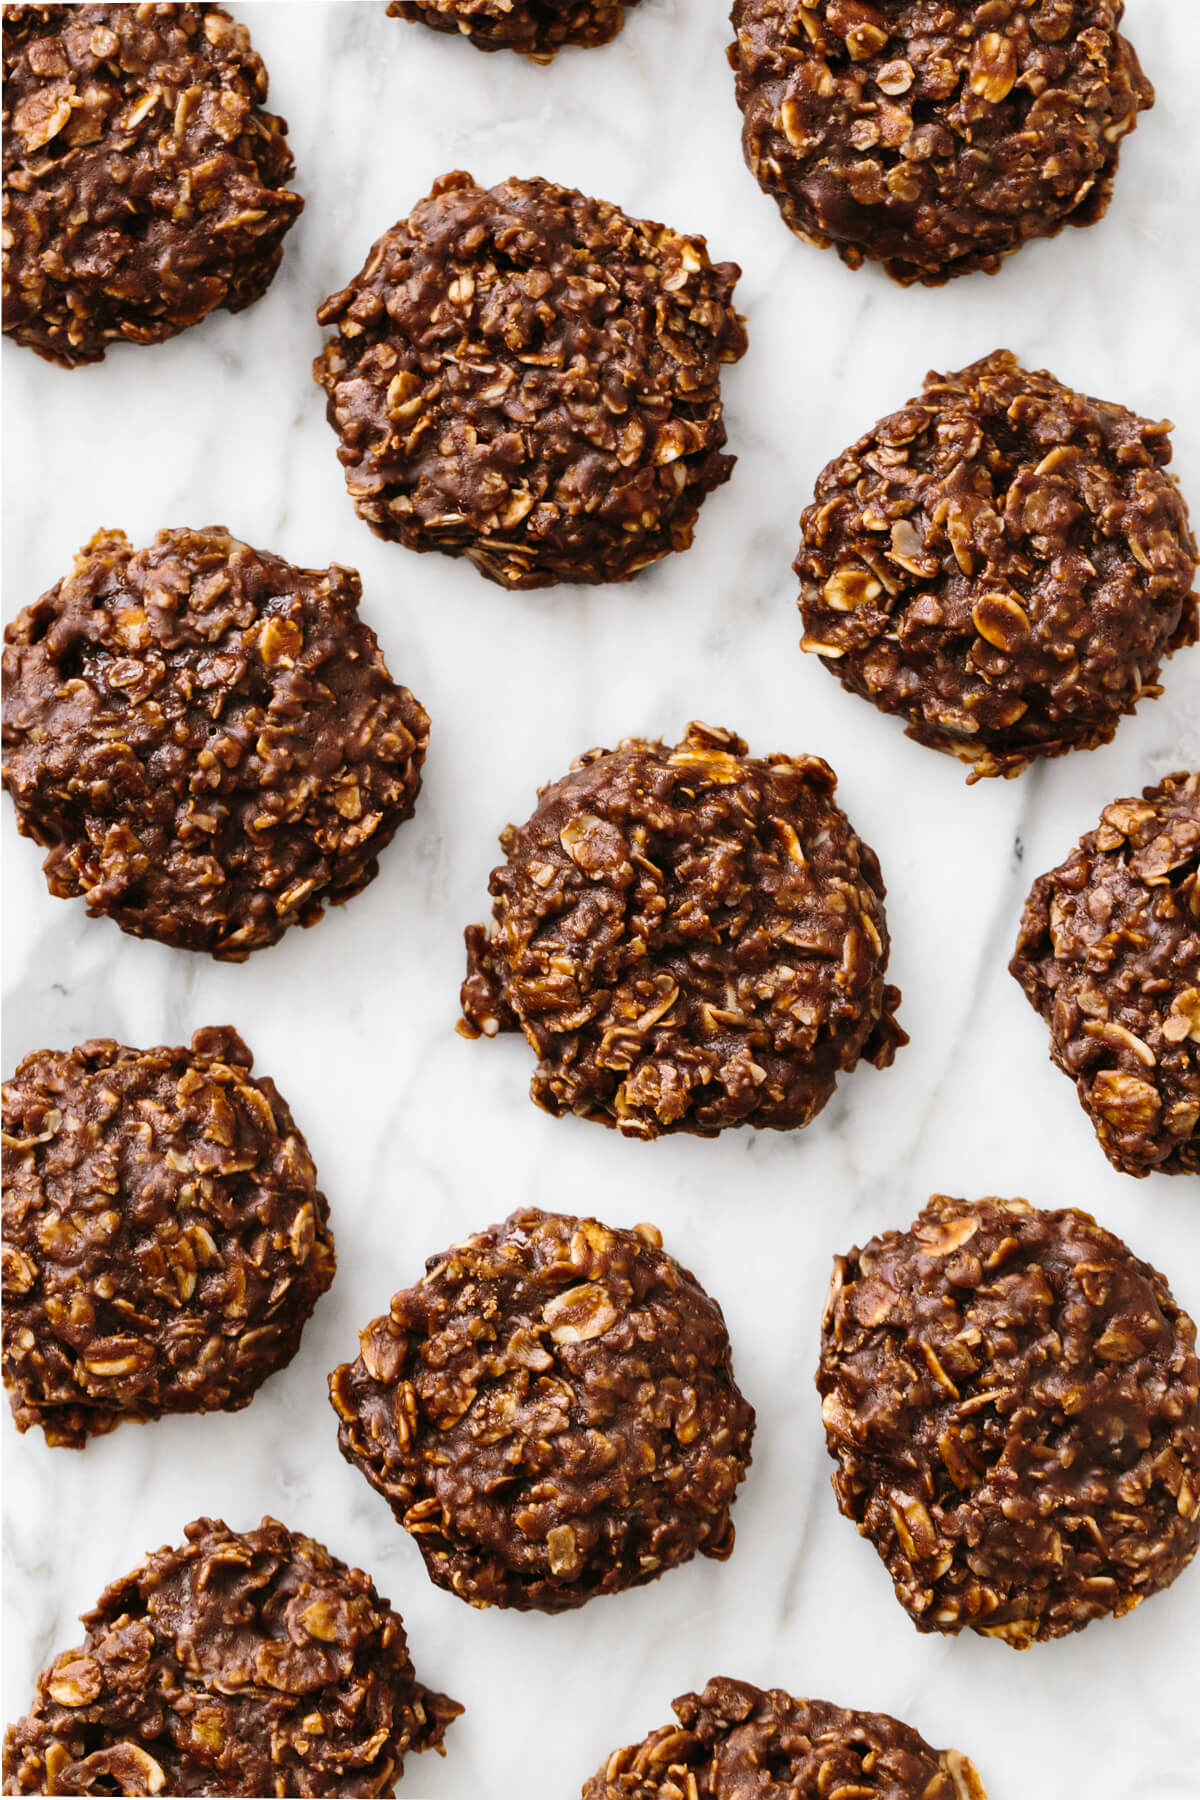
[{"x1": 3, "y1": 2, "x2": 1200, "y2": 1794}]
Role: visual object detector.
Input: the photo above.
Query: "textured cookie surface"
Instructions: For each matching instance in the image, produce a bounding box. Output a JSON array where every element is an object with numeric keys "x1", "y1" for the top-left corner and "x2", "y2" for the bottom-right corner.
[
  {"x1": 795, "y1": 351, "x2": 1198, "y2": 779},
  {"x1": 2, "y1": 527, "x2": 430, "y2": 957},
  {"x1": 1011, "y1": 774, "x2": 1200, "y2": 1176},
  {"x1": 461, "y1": 721, "x2": 904, "y2": 1136},
  {"x1": 386, "y1": 0, "x2": 638, "y2": 57},
  {"x1": 818, "y1": 1195, "x2": 1200, "y2": 1646},
  {"x1": 729, "y1": 0, "x2": 1152, "y2": 283},
  {"x1": 2, "y1": 3, "x2": 302, "y2": 365},
  {"x1": 2, "y1": 1027, "x2": 335, "y2": 1448},
  {"x1": 584, "y1": 1676, "x2": 987, "y2": 1798},
  {"x1": 313, "y1": 172, "x2": 746, "y2": 589},
  {"x1": 1, "y1": 1516, "x2": 461, "y2": 1797},
  {"x1": 330, "y1": 1208, "x2": 755, "y2": 1611}
]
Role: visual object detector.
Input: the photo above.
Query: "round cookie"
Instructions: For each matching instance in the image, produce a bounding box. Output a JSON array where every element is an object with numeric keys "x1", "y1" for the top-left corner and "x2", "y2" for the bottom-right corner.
[
  {"x1": 313, "y1": 171, "x2": 746, "y2": 589},
  {"x1": 329, "y1": 1208, "x2": 755, "y2": 1612},
  {"x1": 2, "y1": 526, "x2": 430, "y2": 958},
  {"x1": 2, "y1": 3, "x2": 302, "y2": 367},
  {"x1": 1011, "y1": 774, "x2": 1200, "y2": 1177},
  {"x1": 795, "y1": 351, "x2": 1198, "y2": 780},
  {"x1": 386, "y1": 0, "x2": 638, "y2": 58},
  {"x1": 728, "y1": 0, "x2": 1152, "y2": 285},
  {"x1": 818, "y1": 1194, "x2": 1200, "y2": 1646},
  {"x1": 460, "y1": 721, "x2": 905, "y2": 1137},
  {"x1": 1, "y1": 1027, "x2": 335, "y2": 1449},
  {"x1": 585, "y1": 1677, "x2": 987, "y2": 1798},
  {"x1": 1, "y1": 1515, "x2": 461, "y2": 1797}
]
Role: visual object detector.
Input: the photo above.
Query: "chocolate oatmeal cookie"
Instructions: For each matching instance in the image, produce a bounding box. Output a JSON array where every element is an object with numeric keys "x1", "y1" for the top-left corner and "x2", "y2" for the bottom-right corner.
[
  {"x1": 585, "y1": 1677, "x2": 987, "y2": 1798},
  {"x1": 2, "y1": 527, "x2": 430, "y2": 958},
  {"x1": 313, "y1": 172, "x2": 746, "y2": 589},
  {"x1": 728, "y1": 0, "x2": 1152, "y2": 284},
  {"x1": 818, "y1": 1194, "x2": 1200, "y2": 1646},
  {"x1": 1, "y1": 1515, "x2": 461, "y2": 1797},
  {"x1": 796, "y1": 351, "x2": 1198, "y2": 780},
  {"x1": 460, "y1": 722, "x2": 905, "y2": 1137},
  {"x1": 329, "y1": 1208, "x2": 755, "y2": 1612},
  {"x1": 386, "y1": 0, "x2": 638, "y2": 58},
  {"x1": 2, "y1": 3, "x2": 302, "y2": 367},
  {"x1": 2, "y1": 1027, "x2": 335, "y2": 1449},
  {"x1": 1011, "y1": 774, "x2": 1200, "y2": 1177}
]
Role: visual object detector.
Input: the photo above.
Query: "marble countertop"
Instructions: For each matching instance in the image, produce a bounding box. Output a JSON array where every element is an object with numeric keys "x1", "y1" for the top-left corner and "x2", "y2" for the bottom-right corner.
[{"x1": 3, "y1": 2, "x2": 1199, "y2": 1795}]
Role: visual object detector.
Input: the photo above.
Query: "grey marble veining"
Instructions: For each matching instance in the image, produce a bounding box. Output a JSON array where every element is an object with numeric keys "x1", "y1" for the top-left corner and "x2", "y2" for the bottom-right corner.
[{"x1": 2, "y1": 3, "x2": 1199, "y2": 1795}]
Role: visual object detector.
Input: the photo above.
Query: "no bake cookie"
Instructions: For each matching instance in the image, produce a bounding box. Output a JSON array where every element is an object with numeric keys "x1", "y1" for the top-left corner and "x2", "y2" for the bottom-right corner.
[
  {"x1": 386, "y1": 0, "x2": 638, "y2": 58},
  {"x1": 729, "y1": 0, "x2": 1152, "y2": 284},
  {"x1": 1011, "y1": 774, "x2": 1200, "y2": 1176},
  {"x1": 2, "y1": 527, "x2": 430, "y2": 957},
  {"x1": 584, "y1": 1677, "x2": 987, "y2": 1798},
  {"x1": 795, "y1": 351, "x2": 1198, "y2": 779},
  {"x1": 2, "y1": 1027, "x2": 335, "y2": 1448},
  {"x1": 330, "y1": 1208, "x2": 755, "y2": 1611},
  {"x1": 313, "y1": 172, "x2": 745, "y2": 589},
  {"x1": 2, "y1": 1516, "x2": 460, "y2": 1796},
  {"x1": 2, "y1": 3, "x2": 302, "y2": 365},
  {"x1": 460, "y1": 722, "x2": 904, "y2": 1136},
  {"x1": 818, "y1": 1194, "x2": 1200, "y2": 1645}
]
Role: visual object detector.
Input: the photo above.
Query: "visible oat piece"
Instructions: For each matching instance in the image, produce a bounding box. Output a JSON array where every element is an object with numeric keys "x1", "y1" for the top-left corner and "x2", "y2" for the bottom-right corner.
[
  {"x1": 2, "y1": 527, "x2": 430, "y2": 958},
  {"x1": 728, "y1": 0, "x2": 1152, "y2": 284},
  {"x1": 1, "y1": 1516, "x2": 461, "y2": 1796},
  {"x1": 584, "y1": 1676, "x2": 987, "y2": 1798},
  {"x1": 818, "y1": 1195, "x2": 1200, "y2": 1646},
  {"x1": 386, "y1": 0, "x2": 638, "y2": 58},
  {"x1": 329, "y1": 1208, "x2": 755, "y2": 1611},
  {"x1": 1, "y1": 1027, "x2": 335, "y2": 1449},
  {"x1": 313, "y1": 172, "x2": 746, "y2": 590},
  {"x1": 2, "y1": 3, "x2": 302, "y2": 366},
  {"x1": 1011, "y1": 773, "x2": 1200, "y2": 1177},
  {"x1": 795, "y1": 351, "x2": 1198, "y2": 780},
  {"x1": 460, "y1": 722, "x2": 904, "y2": 1137}
]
